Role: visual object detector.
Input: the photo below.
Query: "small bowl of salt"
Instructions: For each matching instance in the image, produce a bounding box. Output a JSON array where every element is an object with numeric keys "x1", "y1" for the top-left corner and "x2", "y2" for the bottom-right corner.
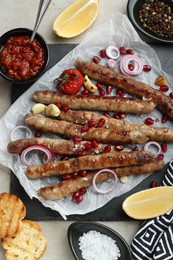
[{"x1": 68, "y1": 221, "x2": 132, "y2": 260}]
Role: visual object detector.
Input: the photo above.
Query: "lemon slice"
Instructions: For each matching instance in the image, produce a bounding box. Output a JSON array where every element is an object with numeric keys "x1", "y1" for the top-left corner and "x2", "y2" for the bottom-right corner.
[
  {"x1": 53, "y1": 0, "x2": 99, "y2": 38},
  {"x1": 122, "y1": 186, "x2": 173, "y2": 220}
]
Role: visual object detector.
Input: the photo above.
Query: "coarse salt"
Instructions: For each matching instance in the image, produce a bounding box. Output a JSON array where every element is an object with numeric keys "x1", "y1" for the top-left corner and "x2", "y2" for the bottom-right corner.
[{"x1": 79, "y1": 230, "x2": 121, "y2": 260}]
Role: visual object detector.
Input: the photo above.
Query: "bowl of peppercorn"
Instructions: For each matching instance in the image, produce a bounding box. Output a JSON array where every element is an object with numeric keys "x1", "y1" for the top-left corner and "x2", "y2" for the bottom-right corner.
[
  {"x1": 127, "y1": 0, "x2": 173, "y2": 43},
  {"x1": 0, "y1": 28, "x2": 49, "y2": 84}
]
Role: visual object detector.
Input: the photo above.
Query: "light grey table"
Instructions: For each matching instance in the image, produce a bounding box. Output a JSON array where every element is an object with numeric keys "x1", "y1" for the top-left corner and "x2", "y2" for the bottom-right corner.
[{"x1": 0, "y1": 1, "x2": 141, "y2": 259}]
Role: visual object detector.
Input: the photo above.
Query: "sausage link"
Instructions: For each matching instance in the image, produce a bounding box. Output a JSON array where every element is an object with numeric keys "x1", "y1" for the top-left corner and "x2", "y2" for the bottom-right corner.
[
  {"x1": 7, "y1": 137, "x2": 116, "y2": 155},
  {"x1": 24, "y1": 114, "x2": 148, "y2": 144},
  {"x1": 75, "y1": 59, "x2": 173, "y2": 119},
  {"x1": 32, "y1": 90, "x2": 156, "y2": 114},
  {"x1": 26, "y1": 150, "x2": 155, "y2": 179},
  {"x1": 38, "y1": 158, "x2": 164, "y2": 200},
  {"x1": 59, "y1": 109, "x2": 173, "y2": 142}
]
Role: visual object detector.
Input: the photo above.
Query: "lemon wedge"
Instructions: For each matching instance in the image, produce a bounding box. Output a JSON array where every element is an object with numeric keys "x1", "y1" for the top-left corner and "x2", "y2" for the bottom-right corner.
[
  {"x1": 122, "y1": 186, "x2": 173, "y2": 220},
  {"x1": 53, "y1": 0, "x2": 99, "y2": 38}
]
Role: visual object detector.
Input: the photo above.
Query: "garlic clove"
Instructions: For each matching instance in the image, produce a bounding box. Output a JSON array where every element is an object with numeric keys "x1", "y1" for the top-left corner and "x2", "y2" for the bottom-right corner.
[{"x1": 45, "y1": 104, "x2": 60, "y2": 117}]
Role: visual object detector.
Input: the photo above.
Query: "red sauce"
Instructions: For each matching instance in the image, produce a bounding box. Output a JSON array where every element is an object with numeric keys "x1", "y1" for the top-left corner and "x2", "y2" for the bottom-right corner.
[{"x1": 0, "y1": 35, "x2": 45, "y2": 80}]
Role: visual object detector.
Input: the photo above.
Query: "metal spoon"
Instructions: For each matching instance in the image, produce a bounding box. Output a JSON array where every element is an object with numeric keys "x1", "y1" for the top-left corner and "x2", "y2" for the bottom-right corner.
[{"x1": 30, "y1": 0, "x2": 52, "y2": 42}]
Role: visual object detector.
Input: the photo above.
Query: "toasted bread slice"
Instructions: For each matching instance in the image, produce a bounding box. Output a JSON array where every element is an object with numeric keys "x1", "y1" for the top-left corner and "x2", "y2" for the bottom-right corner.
[
  {"x1": 2, "y1": 219, "x2": 47, "y2": 260},
  {"x1": 0, "y1": 192, "x2": 26, "y2": 238}
]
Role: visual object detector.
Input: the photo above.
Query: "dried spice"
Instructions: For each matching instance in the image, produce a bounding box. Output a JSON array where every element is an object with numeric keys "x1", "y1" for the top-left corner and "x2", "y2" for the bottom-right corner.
[{"x1": 139, "y1": 0, "x2": 173, "y2": 39}]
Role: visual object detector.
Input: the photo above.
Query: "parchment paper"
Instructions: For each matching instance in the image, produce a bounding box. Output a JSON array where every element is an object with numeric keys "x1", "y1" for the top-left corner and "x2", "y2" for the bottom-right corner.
[{"x1": 0, "y1": 12, "x2": 173, "y2": 219}]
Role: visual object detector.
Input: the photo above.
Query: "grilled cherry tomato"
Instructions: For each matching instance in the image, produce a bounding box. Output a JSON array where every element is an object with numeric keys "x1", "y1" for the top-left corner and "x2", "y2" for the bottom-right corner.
[{"x1": 56, "y1": 68, "x2": 84, "y2": 94}]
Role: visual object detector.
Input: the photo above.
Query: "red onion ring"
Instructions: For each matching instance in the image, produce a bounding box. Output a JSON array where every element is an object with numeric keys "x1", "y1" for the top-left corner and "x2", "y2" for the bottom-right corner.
[
  {"x1": 120, "y1": 55, "x2": 143, "y2": 76},
  {"x1": 108, "y1": 59, "x2": 116, "y2": 69},
  {"x1": 10, "y1": 126, "x2": 32, "y2": 141},
  {"x1": 92, "y1": 169, "x2": 118, "y2": 194},
  {"x1": 106, "y1": 45, "x2": 120, "y2": 60},
  {"x1": 144, "y1": 141, "x2": 161, "y2": 156},
  {"x1": 20, "y1": 144, "x2": 53, "y2": 166}
]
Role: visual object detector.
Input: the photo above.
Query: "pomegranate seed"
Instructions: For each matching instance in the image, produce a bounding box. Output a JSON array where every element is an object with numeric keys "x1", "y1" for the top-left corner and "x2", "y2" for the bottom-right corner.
[
  {"x1": 106, "y1": 86, "x2": 112, "y2": 95},
  {"x1": 119, "y1": 46, "x2": 127, "y2": 55},
  {"x1": 103, "y1": 112, "x2": 111, "y2": 118},
  {"x1": 72, "y1": 172, "x2": 78, "y2": 179},
  {"x1": 91, "y1": 140, "x2": 99, "y2": 148},
  {"x1": 113, "y1": 113, "x2": 121, "y2": 119},
  {"x1": 126, "y1": 48, "x2": 134, "y2": 55},
  {"x1": 79, "y1": 170, "x2": 87, "y2": 177},
  {"x1": 73, "y1": 136, "x2": 82, "y2": 143},
  {"x1": 60, "y1": 156, "x2": 68, "y2": 161},
  {"x1": 62, "y1": 104, "x2": 69, "y2": 112},
  {"x1": 72, "y1": 192, "x2": 83, "y2": 203},
  {"x1": 78, "y1": 151, "x2": 86, "y2": 156},
  {"x1": 84, "y1": 142, "x2": 92, "y2": 150},
  {"x1": 143, "y1": 65, "x2": 152, "y2": 72},
  {"x1": 81, "y1": 125, "x2": 89, "y2": 133},
  {"x1": 55, "y1": 101, "x2": 62, "y2": 109},
  {"x1": 116, "y1": 89, "x2": 124, "y2": 97},
  {"x1": 150, "y1": 181, "x2": 157, "y2": 188},
  {"x1": 160, "y1": 85, "x2": 169, "y2": 92},
  {"x1": 162, "y1": 114, "x2": 168, "y2": 123},
  {"x1": 35, "y1": 130, "x2": 42, "y2": 137},
  {"x1": 128, "y1": 63, "x2": 134, "y2": 71},
  {"x1": 99, "y1": 88, "x2": 105, "y2": 96},
  {"x1": 79, "y1": 188, "x2": 87, "y2": 195},
  {"x1": 62, "y1": 174, "x2": 72, "y2": 180},
  {"x1": 161, "y1": 143, "x2": 167, "y2": 153},
  {"x1": 97, "y1": 118, "x2": 105, "y2": 127},
  {"x1": 169, "y1": 92, "x2": 173, "y2": 99},
  {"x1": 119, "y1": 112, "x2": 127, "y2": 119},
  {"x1": 114, "y1": 145, "x2": 124, "y2": 151},
  {"x1": 96, "y1": 82, "x2": 103, "y2": 89},
  {"x1": 93, "y1": 56, "x2": 100, "y2": 63},
  {"x1": 145, "y1": 117, "x2": 154, "y2": 125},
  {"x1": 100, "y1": 49, "x2": 107, "y2": 58},
  {"x1": 88, "y1": 120, "x2": 97, "y2": 128},
  {"x1": 81, "y1": 89, "x2": 89, "y2": 95},
  {"x1": 133, "y1": 146, "x2": 139, "y2": 151},
  {"x1": 104, "y1": 145, "x2": 111, "y2": 153},
  {"x1": 75, "y1": 194, "x2": 83, "y2": 203},
  {"x1": 158, "y1": 154, "x2": 164, "y2": 160},
  {"x1": 72, "y1": 191, "x2": 80, "y2": 200}
]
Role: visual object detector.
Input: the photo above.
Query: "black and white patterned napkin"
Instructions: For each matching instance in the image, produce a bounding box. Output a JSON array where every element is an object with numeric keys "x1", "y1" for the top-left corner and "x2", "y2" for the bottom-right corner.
[{"x1": 131, "y1": 161, "x2": 173, "y2": 260}]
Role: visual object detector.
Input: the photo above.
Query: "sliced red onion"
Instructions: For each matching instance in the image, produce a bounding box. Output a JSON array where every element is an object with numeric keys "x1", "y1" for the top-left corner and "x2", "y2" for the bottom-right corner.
[
  {"x1": 120, "y1": 55, "x2": 143, "y2": 76},
  {"x1": 144, "y1": 141, "x2": 161, "y2": 156},
  {"x1": 10, "y1": 126, "x2": 32, "y2": 141},
  {"x1": 20, "y1": 144, "x2": 53, "y2": 166},
  {"x1": 106, "y1": 45, "x2": 120, "y2": 60},
  {"x1": 92, "y1": 169, "x2": 118, "y2": 194},
  {"x1": 108, "y1": 59, "x2": 116, "y2": 69}
]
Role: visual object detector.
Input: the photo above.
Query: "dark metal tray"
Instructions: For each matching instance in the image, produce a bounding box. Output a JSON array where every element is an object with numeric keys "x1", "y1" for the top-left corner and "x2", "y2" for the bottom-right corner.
[{"x1": 10, "y1": 43, "x2": 173, "y2": 221}]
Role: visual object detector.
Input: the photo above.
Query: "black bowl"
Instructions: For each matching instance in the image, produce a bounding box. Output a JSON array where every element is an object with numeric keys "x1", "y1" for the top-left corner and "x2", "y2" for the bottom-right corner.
[
  {"x1": 68, "y1": 221, "x2": 133, "y2": 260},
  {"x1": 0, "y1": 28, "x2": 49, "y2": 84},
  {"x1": 127, "y1": 0, "x2": 173, "y2": 43}
]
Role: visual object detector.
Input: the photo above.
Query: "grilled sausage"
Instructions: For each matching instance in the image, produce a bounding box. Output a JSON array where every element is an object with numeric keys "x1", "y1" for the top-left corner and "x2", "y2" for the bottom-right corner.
[
  {"x1": 58, "y1": 109, "x2": 173, "y2": 142},
  {"x1": 75, "y1": 59, "x2": 173, "y2": 119},
  {"x1": 7, "y1": 137, "x2": 117, "y2": 155},
  {"x1": 24, "y1": 114, "x2": 148, "y2": 144},
  {"x1": 26, "y1": 150, "x2": 156, "y2": 179},
  {"x1": 32, "y1": 90, "x2": 156, "y2": 114},
  {"x1": 38, "y1": 158, "x2": 164, "y2": 200}
]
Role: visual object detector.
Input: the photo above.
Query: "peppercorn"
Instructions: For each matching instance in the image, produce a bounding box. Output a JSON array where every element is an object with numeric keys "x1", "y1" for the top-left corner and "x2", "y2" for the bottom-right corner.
[{"x1": 138, "y1": 0, "x2": 173, "y2": 39}]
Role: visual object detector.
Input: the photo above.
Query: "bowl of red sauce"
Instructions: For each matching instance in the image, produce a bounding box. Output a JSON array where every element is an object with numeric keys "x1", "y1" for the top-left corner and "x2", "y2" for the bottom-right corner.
[{"x1": 0, "y1": 28, "x2": 49, "y2": 84}]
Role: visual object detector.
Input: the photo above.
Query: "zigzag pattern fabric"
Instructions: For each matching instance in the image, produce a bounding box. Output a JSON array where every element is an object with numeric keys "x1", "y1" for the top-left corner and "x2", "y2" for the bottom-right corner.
[{"x1": 131, "y1": 161, "x2": 173, "y2": 260}]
